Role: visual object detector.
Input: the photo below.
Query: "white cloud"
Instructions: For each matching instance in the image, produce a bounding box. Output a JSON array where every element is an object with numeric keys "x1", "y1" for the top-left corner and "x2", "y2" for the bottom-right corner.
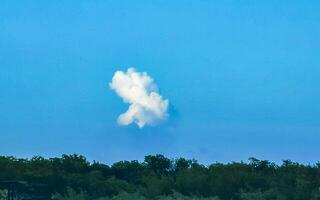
[{"x1": 109, "y1": 68, "x2": 169, "y2": 128}]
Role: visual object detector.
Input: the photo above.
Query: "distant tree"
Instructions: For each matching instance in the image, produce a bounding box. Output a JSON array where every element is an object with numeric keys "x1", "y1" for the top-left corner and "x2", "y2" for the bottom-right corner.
[
  {"x1": 0, "y1": 154, "x2": 319, "y2": 200},
  {"x1": 157, "y1": 191, "x2": 221, "y2": 200},
  {"x1": 311, "y1": 187, "x2": 320, "y2": 200},
  {"x1": 173, "y1": 158, "x2": 192, "y2": 172},
  {"x1": 142, "y1": 172, "x2": 173, "y2": 197},
  {"x1": 0, "y1": 189, "x2": 7, "y2": 200},
  {"x1": 51, "y1": 187, "x2": 90, "y2": 200},
  {"x1": 112, "y1": 160, "x2": 144, "y2": 184},
  {"x1": 61, "y1": 154, "x2": 90, "y2": 174},
  {"x1": 239, "y1": 189, "x2": 287, "y2": 200},
  {"x1": 108, "y1": 192, "x2": 147, "y2": 200},
  {"x1": 176, "y1": 162, "x2": 209, "y2": 196},
  {"x1": 144, "y1": 155, "x2": 172, "y2": 176}
]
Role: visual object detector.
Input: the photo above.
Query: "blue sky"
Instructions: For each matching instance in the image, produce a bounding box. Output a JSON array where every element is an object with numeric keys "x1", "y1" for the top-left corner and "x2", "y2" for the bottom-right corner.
[{"x1": 0, "y1": 1, "x2": 319, "y2": 164}]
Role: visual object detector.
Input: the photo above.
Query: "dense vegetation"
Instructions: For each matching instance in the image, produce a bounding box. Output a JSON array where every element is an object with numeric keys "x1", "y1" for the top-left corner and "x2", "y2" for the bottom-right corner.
[{"x1": 0, "y1": 154, "x2": 319, "y2": 199}]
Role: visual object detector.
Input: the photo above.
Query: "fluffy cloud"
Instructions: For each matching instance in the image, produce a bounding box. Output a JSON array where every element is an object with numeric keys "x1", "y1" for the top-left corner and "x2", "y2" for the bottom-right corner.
[{"x1": 109, "y1": 68, "x2": 169, "y2": 128}]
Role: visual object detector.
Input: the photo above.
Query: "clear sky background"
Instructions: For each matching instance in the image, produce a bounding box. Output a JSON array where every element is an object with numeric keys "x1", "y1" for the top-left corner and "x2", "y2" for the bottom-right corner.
[{"x1": 1, "y1": 1, "x2": 319, "y2": 164}]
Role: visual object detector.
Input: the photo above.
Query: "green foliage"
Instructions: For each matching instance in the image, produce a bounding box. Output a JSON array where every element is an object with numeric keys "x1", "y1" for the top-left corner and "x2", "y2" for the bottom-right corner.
[
  {"x1": 144, "y1": 155, "x2": 172, "y2": 176},
  {"x1": 52, "y1": 188, "x2": 90, "y2": 200},
  {"x1": 0, "y1": 154, "x2": 319, "y2": 200},
  {"x1": 0, "y1": 189, "x2": 7, "y2": 200},
  {"x1": 239, "y1": 189, "x2": 287, "y2": 200},
  {"x1": 142, "y1": 173, "x2": 173, "y2": 197},
  {"x1": 157, "y1": 191, "x2": 221, "y2": 200},
  {"x1": 311, "y1": 187, "x2": 320, "y2": 200},
  {"x1": 108, "y1": 192, "x2": 147, "y2": 200},
  {"x1": 176, "y1": 162, "x2": 209, "y2": 196},
  {"x1": 51, "y1": 190, "x2": 222, "y2": 200}
]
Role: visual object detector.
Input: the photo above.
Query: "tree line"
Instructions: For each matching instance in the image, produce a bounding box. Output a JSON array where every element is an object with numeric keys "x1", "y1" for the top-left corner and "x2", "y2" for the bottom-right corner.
[{"x1": 0, "y1": 154, "x2": 319, "y2": 199}]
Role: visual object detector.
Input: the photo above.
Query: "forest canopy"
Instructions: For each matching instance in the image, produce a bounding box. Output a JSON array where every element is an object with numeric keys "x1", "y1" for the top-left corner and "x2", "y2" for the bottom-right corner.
[{"x1": 0, "y1": 154, "x2": 319, "y2": 200}]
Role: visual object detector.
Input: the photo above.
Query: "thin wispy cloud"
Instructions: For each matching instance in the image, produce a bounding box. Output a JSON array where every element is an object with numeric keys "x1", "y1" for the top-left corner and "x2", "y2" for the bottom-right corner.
[{"x1": 110, "y1": 68, "x2": 169, "y2": 128}]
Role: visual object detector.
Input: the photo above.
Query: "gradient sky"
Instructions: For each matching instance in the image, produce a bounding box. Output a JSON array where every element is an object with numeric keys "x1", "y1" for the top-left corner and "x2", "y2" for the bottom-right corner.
[{"x1": 1, "y1": 1, "x2": 320, "y2": 164}]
